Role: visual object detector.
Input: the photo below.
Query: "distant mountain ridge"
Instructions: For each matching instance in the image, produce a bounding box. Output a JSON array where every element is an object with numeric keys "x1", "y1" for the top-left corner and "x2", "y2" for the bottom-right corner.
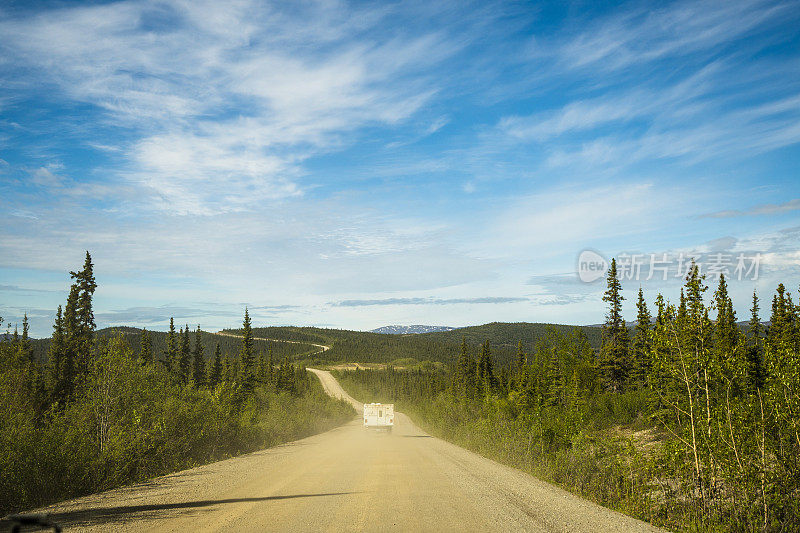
[{"x1": 371, "y1": 325, "x2": 456, "y2": 335}]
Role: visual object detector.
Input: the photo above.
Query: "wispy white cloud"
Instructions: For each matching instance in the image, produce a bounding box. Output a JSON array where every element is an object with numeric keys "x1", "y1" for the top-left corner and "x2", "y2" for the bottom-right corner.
[
  {"x1": 477, "y1": 182, "x2": 684, "y2": 254},
  {"x1": 700, "y1": 199, "x2": 800, "y2": 218},
  {"x1": 552, "y1": 0, "x2": 793, "y2": 72},
  {"x1": 0, "y1": 0, "x2": 459, "y2": 214},
  {"x1": 488, "y1": 0, "x2": 800, "y2": 178}
]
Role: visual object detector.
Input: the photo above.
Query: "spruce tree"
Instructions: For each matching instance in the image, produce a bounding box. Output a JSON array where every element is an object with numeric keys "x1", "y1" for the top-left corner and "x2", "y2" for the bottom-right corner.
[
  {"x1": 139, "y1": 328, "x2": 153, "y2": 364},
  {"x1": 277, "y1": 357, "x2": 291, "y2": 391},
  {"x1": 179, "y1": 326, "x2": 191, "y2": 382},
  {"x1": 60, "y1": 284, "x2": 80, "y2": 399},
  {"x1": 192, "y1": 327, "x2": 205, "y2": 386},
  {"x1": 19, "y1": 313, "x2": 32, "y2": 365},
  {"x1": 713, "y1": 274, "x2": 738, "y2": 355},
  {"x1": 163, "y1": 317, "x2": 177, "y2": 371},
  {"x1": 68, "y1": 251, "x2": 97, "y2": 379},
  {"x1": 654, "y1": 294, "x2": 667, "y2": 326},
  {"x1": 48, "y1": 305, "x2": 66, "y2": 398},
  {"x1": 257, "y1": 351, "x2": 267, "y2": 382},
  {"x1": 677, "y1": 288, "x2": 687, "y2": 323},
  {"x1": 267, "y1": 344, "x2": 275, "y2": 385},
  {"x1": 542, "y1": 336, "x2": 565, "y2": 406},
  {"x1": 208, "y1": 343, "x2": 223, "y2": 388},
  {"x1": 516, "y1": 340, "x2": 526, "y2": 370},
  {"x1": 476, "y1": 340, "x2": 497, "y2": 395},
  {"x1": 240, "y1": 308, "x2": 255, "y2": 389},
  {"x1": 748, "y1": 290, "x2": 762, "y2": 343},
  {"x1": 294, "y1": 363, "x2": 307, "y2": 393},
  {"x1": 600, "y1": 258, "x2": 630, "y2": 391},
  {"x1": 684, "y1": 261, "x2": 709, "y2": 346},
  {"x1": 746, "y1": 291, "x2": 765, "y2": 391},
  {"x1": 630, "y1": 287, "x2": 651, "y2": 389},
  {"x1": 767, "y1": 283, "x2": 798, "y2": 350},
  {"x1": 453, "y1": 338, "x2": 476, "y2": 399},
  {"x1": 222, "y1": 352, "x2": 232, "y2": 382}
]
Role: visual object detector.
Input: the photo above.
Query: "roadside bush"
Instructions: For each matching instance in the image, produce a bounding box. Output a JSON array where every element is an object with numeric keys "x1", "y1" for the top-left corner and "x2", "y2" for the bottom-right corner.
[{"x1": 0, "y1": 335, "x2": 354, "y2": 516}]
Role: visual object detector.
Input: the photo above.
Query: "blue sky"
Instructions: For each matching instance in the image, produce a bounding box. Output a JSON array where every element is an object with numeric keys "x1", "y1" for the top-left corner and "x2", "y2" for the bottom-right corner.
[{"x1": 1, "y1": 0, "x2": 799, "y2": 337}]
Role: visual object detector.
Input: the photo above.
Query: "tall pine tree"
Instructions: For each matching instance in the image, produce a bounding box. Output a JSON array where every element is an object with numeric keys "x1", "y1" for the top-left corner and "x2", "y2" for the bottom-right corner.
[
  {"x1": 240, "y1": 308, "x2": 255, "y2": 390},
  {"x1": 746, "y1": 290, "x2": 765, "y2": 392},
  {"x1": 68, "y1": 251, "x2": 97, "y2": 380},
  {"x1": 600, "y1": 258, "x2": 629, "y2": 391},
  {"x1": 179, "y1": 326, "x2": 191, "y2": 382},
  {"x1": 630, "y1": 287, "x2": 651, "y2": 389},
  {"x1": 476, "y1": 340, "x2": 497, "y2": 396},
  {"x1": 139, "y1": 328, "x2": 153, "y2": 364},
  {"x1": 18, "y1": 314, "x2": 32, "y2": 365},
  {"x1": 192, "y1": 327, "x2": 205, "y2": 386},
  {"x1": 713, "y1": 274, "x2": 739, "y2": 356},
  {"x1": 48, "y1": 305, "x2": 66, "y2": 398},
  {"x1": 208, "y1": 343, "x2": 223, "y2": 388},
  {"x1": 163, "y1": 317, "x2": 177, "y2": 372},
  {"x1": 453, "y1": 338, "x2": 477, "y2": 399}
]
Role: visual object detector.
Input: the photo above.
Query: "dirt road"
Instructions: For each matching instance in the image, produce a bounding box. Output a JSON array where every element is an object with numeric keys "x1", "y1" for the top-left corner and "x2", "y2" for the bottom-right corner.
[
  {"x1": 17, "y1": 370, "x2": 665, "y2": 532},
  {"x1": 211, "y1": 331, "x2": 331, "y2": 355}
]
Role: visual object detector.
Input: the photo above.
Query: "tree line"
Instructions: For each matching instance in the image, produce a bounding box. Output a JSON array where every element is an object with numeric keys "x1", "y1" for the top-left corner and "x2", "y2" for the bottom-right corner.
[{"x1": 26, "y1": 326, "x2": 313, "y2": 370}]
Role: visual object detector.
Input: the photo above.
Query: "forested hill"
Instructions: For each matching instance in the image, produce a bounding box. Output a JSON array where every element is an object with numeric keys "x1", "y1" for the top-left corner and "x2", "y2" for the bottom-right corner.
[
  {"x1": 28, "y1": 326, "x2": 317, "y2": 363},
  {"x1": 224, "y1": 323, "x2": 602, "y2": 366},
  {"x1": 419, "y1": 322, "x2": 602, "y2": 351},
  {"x1": 24, "y1": 322, "x2": 604, "y2": 367}
]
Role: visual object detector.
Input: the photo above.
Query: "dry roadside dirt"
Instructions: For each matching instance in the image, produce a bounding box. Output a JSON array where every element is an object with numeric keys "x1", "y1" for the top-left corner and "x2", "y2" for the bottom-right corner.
[{"x1": 10, "y1": 369, "x2": 667, "y2": 532}]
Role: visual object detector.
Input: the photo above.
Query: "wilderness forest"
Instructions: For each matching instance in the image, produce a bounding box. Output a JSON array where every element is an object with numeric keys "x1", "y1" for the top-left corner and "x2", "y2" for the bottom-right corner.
[
  {"x1": 335, "y1": 259, "x2": 800, "y2": 532},
  {"x1": 0, "y1": 253, "x2": 354, "y2": 516}
]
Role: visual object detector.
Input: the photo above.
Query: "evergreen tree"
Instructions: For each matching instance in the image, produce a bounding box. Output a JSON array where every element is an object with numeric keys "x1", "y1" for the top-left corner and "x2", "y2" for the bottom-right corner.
[
  {"x1": 277, "y1": 357, "x2": 293, "y2": 392},
  {"x1": 600, "y1": 258, "x2": 629, "y2": 391},
  {"x1": 257, "y1": 351, "x2": 267, "y2": 382},
  {"x1": 746, "y1": 291, "x2": 766, "y2": 392},
  {"x1": 240, "y1": 308, "x2": 255, "y2": 389},
  {"x1": 748, "y1": 290, "x2": 762, "y2": 343},
  {"x1": 267, "y1": 345, "x2": 275, "y2": 385},
  {"x1": 767, "y1": 283, "x2": 796, "y2": 349},
  {"x1": 542, "y1": 337, "x2": 565, "y2": 406},
  {"x1": 59, "y1": 283, "x2": 81, "y2": 400},
  {"x1": 630, "y1": 287, "x2": 651, "y2": 389},
  {"x1": 684, "y1": 261, "x2": 709, "y2": 344},
  {"x1": 208, "y1": 343, "x2": 223, "y2": 388},
  {"x1": 453, "y1": 339, "x2": 477, "y2": 399},
  {"x1": 476, "y1": 340, "x2": 497, "y2": 395},
  {"x1": 179, "y1": 326, "x2": 191, "y2": 382},
  {"x1": 294, "y1": 363, "x2": 307, "y2": 393},
  {"x1": 68, "y1": 251, "x2": 97, "y2": 379},
  {"x1": 163, "y1": 317, "x2": 177, "y2": 372},
  {"x1": 222, "y1": 352, "x2": 232, "y2": 382},
  {"x1": 713, "y1": 274, "x2": 738, "y2": 356},
  {"x1": 677, "y1": 288, "x2": 687, "y2": 323},
  {"x1": 139, "y1": 328, "x2": 153, "y2": 364},
  {"x1": 18, "y1": 314, "x2": 32, "y2": 365},
  {"x1": 515, "y1": 340, "x2": 526, "y2": 370},
  {"x1": 48, "y1": 305, "x2": 66, "y2": 398},
  {"x1": 192, "y1": 327, "x2": 205, "y2": 386}
]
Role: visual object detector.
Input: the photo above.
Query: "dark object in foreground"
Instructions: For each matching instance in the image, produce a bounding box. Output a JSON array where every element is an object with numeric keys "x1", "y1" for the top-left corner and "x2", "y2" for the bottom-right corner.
[{"x1": 7, "y1": 514, "x2": 62, "y2": 532}]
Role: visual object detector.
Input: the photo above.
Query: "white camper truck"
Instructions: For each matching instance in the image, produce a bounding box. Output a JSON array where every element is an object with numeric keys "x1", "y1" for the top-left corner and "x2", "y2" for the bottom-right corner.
[{"x1": 363, "y1": 403, "x2": 394, "y2": 430}]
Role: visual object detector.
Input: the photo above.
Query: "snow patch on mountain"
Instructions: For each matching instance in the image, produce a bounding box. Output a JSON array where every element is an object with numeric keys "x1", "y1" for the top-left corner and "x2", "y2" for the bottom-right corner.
[{"x1": 371, "y1": 325, "x2": 456, "y2": 335}]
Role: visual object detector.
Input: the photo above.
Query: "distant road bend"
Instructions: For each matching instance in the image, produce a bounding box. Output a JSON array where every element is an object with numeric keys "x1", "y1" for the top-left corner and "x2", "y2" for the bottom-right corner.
[
  {"x1": 21, "y1": 369, "x2": 665, "y2": 532},
  {"x1": 212, "y1": 330, "x2": 331, "y2": 355}
]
